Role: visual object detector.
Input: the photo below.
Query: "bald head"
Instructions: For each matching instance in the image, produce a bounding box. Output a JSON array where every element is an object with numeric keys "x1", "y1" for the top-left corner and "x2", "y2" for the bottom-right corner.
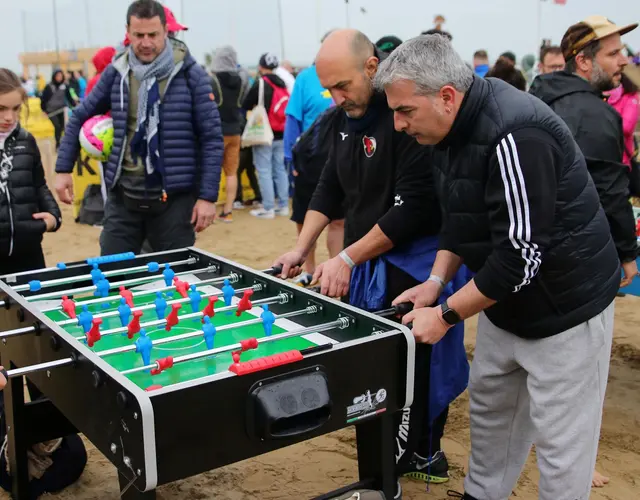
[
  {"x1": 315, "y1": 29, "x2": 378, "y2": 118},
  {"x1": 317, "y1": 29, "x2": 375, "y2": 69}
]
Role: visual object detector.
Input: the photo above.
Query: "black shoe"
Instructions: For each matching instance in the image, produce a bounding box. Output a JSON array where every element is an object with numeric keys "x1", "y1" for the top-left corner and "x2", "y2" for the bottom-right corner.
[
  {"x1": 402, "y1": 450, "x2": 449, "y2": 483},
  {"x1": 617, "y1": 291, "x2": 627, "y2": 297}
]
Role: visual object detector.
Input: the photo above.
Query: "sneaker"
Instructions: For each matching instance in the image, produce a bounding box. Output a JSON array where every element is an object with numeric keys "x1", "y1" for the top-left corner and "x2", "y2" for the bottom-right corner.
[
  {"x1": 275, "y1": 206, "x2": 290, "y2": 217},
  {"x1": 219, "y1": 211, "x2": 233, "y2": 223},
  {"x1": 250, "y1": 208, "x2": 275, "y2": 219},
  {"x1": 292, "y1": 273, "x2": 313, "y2": 287},
  {"x1": 232, "y1": 201, "x2": 245, "y2": 210},
  {"x1": 245, "y1": 199, "x2": 262, "y2": 208},
  {"x1": 402, "y1": 450, "x2": 449, "y2": 484}
]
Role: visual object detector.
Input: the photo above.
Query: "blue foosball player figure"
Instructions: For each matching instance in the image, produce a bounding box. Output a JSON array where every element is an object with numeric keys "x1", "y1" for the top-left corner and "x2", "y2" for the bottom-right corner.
[
  {"x1": 261, "y1": 304, "x2": 275, "y2": 337},
  {"x1": 154, "y1": 292, "x2": 167, "y2": 320},
  {"x1": 222, "y1": 279, "x2": 235, "y2": 307},
  {"x1": 188, "y1": 285, "x2": 202, "y2": 315},
  {"x1": 162, "y1": 264, "x2": 175, "y2": 287},
  {"x1": 117, "y1": 298, "x2": 132, "y2": 327},
  {"x1": 135, "y1": 329, "x2": 153, "y2": 368},
  {"x1": 90, "y1": 264, "x2": 104, "y2": 285},
  {"x1": 95, "y1": 278, "x2": 110, "y2": 299},
  {"x1": 77, "y1": 305, "x2": 93, "y2": 334},
  {"x1": 202, "y1": 316, "x2": 217, "y2": 349}
]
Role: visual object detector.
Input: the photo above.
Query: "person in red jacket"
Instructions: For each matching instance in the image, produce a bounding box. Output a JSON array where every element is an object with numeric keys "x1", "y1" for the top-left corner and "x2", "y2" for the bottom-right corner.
[{"x1": 86, "y1": 46, "x2": 116, "y2": 96}]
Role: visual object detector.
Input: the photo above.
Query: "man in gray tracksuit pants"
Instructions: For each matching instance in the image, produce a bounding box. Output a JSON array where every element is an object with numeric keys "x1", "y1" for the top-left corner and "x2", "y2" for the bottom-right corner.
[{"x1": 377, "y1": 35, "x2": 622, "y2": 500}]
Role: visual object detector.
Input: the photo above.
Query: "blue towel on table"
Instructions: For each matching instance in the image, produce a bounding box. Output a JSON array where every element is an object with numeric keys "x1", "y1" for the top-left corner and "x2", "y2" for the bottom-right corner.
[{"x1": 349, "y1": 236, "x2": 470, "y2": 423}]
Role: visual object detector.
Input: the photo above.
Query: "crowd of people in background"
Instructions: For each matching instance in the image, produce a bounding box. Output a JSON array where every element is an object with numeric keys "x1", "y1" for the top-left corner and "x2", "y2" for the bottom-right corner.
[{"x1": 1, "y1": 0, "x2": 639, "y2": 498}]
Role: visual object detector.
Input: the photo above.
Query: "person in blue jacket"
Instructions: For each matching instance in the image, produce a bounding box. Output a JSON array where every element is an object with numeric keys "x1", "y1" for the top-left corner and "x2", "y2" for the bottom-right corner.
[{"x1": 53, "y1": 0, "x2": 223, "y2": 256}]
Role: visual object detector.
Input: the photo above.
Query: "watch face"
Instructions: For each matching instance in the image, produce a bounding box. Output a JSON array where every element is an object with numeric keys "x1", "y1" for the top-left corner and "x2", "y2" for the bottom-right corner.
[{"x1": 442, "y1": 305, "x2": 461, "y2": 325}]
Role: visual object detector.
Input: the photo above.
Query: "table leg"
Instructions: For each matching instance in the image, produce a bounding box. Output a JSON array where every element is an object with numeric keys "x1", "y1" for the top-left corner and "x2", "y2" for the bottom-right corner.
[
  {"x1": 119, "y1": 473, "x2": 157, "y2": 500},
  {"x1": 4, "y1": 368, "x2": 31, "y2": 500},
  {"x1": 355, "y1": 413, "x2": 396, "y2": 499}
]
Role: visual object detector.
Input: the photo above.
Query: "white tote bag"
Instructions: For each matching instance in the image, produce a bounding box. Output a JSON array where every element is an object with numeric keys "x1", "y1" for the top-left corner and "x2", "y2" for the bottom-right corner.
[{"x1": 241, "y1": 78, "x2": 274, "y2": 147}]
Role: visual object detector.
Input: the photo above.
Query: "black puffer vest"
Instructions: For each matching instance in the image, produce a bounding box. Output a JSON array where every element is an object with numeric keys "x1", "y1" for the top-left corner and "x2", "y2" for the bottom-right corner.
[
  {"x1": 0, "y1": 126, "x2": 61, "y2": 257},
  {"x1": 433, "y1": 77, "x2": 619, "y2": 337}
]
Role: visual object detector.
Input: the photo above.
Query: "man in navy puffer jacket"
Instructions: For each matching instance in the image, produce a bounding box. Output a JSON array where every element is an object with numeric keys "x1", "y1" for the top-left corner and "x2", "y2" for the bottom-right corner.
[{"x1": 54, "y1": 0, "x2": 223, "y2": 255}]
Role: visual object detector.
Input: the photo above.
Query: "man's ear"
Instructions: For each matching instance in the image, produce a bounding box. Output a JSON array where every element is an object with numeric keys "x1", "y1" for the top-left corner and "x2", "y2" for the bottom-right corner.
[
  {"x1": 364, "y1": 56, "x2": 379, "y2": 79},
  {"x1": 575, "y1": 51, "x2": 592, "y2": 74}
]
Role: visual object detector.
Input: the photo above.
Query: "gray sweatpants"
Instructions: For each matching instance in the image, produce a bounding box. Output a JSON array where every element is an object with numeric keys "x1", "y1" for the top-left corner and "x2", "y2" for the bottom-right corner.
[{"x1": 464, "y1": 303, "x2": 614, "y2": 500}]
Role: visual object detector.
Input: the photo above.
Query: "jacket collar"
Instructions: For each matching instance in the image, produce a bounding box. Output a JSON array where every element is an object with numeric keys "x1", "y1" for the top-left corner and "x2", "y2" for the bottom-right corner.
[{"x1": 436, "y1": 76, "x2": 486, "y2": 150}]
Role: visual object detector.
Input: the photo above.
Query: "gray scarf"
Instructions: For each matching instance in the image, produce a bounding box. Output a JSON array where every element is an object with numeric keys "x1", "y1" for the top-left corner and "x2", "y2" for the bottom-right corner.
[{"x1": 128, "y1": 40, "x2": 175, "y2": 174}]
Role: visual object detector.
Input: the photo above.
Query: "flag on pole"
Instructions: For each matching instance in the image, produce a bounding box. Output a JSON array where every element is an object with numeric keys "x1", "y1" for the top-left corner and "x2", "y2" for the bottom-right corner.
[{"x1": 553, "y1": 0, "x2": 567, "y2": 5}]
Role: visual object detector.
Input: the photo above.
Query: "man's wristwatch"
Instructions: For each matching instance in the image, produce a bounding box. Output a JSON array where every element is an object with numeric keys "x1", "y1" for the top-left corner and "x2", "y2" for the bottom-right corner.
[{"x1": 440, "y1": 300, "x2": 462, "y2": 326}]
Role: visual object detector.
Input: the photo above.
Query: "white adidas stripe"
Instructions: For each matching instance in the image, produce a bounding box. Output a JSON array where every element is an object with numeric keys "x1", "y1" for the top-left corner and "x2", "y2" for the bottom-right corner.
[{"x1": 496, "y1": 134, "x2": 542, "y2": 292}]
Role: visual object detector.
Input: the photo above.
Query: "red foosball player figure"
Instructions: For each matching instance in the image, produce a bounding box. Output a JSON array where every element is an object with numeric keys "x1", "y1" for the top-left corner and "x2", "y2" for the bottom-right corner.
[
  {"x1": 173, "y1": 277, "x2": 190, "y2": 298},
  {"x1": 165, "y1": 303, "x2": 182, "y2": 331},
  {"x1": 61, "y1": 296, "x2": 76, "y2": 319},
  {"x1": 235, "y1": 290, "x2": 254, "y2": 317},
  {"x1": 87, "y1": 318, "x2": 103, "y2": 348},
  {"x1": 119, "y1": 286, "x2": 134, "y2": 307},
  {"x1": 127, "y1": 310, "x2": 144, "y2": 339},
  {"x1": 201, "y1": 296, "x2": 217, "y2": 322}
]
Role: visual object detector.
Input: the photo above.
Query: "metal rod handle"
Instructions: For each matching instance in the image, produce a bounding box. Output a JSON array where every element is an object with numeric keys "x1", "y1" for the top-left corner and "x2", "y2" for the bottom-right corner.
[
  {"x1": 97, "y1": 304, "x2": 308, "y2": 358},
  {"x1": 5, "y1": 357, "x2": 74, "y2": 378},
  {"x1": 57, "y1": 285, "x2": 259, "y2": 326},
  {"x1": 40, "y1": 272, "x2": 240, "y2": 312},
  {"x1": 26, "y1": 266, "x2": 216, "y2": 302},
  {"x1": 121, "y1": 317, "x2": 346, "y2": 376},
  {"x1": 13, "y1": 257, "x2": 197, "y2": 293}
]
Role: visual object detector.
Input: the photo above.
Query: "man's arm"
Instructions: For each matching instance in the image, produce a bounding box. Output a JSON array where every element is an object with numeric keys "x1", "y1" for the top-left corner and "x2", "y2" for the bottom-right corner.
[
  {"x1": 191, "y1": 68, "x2": 224, "y2": 202},
  {"x1": 448, "y1": 128, "x2": 559, "y2": 319},
  {"x1": 55, "y1": 67, "x2": 115, "y2": 174}
]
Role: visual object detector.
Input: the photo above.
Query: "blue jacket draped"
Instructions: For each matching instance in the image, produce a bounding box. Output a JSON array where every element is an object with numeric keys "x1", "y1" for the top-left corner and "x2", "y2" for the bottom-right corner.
[{"x1": 349, "y1": 236, "x2": 470, "y2": 423}]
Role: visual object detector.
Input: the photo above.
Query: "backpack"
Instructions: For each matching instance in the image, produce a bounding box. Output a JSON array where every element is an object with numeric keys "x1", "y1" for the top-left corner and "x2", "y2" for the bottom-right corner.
[
  {"x1": 263, "y1": 77, "x2": 289, "y2": 133},
  {"x1": 292, "y1": 106, "x2": 340, "y2": 183}
]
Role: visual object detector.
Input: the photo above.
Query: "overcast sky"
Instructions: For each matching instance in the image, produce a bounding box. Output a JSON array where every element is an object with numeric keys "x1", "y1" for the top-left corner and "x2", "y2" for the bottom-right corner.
[{"x1": 2, "y1": 0, "x2": 639, "y2": 74}]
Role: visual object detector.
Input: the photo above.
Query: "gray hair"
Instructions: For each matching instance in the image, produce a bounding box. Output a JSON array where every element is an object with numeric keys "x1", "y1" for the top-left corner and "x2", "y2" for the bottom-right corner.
[{"x1": 374, "y1": 35, "x2": 474, "y2": 95}]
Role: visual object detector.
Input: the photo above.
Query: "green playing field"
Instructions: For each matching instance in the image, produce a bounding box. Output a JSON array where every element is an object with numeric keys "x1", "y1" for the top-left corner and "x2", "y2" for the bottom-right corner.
[{"x1": 43, "y1": 285, "x2": 317, "y2": 390}]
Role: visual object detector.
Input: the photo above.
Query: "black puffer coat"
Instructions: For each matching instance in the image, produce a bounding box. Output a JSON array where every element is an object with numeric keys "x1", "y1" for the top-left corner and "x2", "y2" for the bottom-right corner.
[{"x1": 0, "y1": 126, "x2": 61, "y2": 257}]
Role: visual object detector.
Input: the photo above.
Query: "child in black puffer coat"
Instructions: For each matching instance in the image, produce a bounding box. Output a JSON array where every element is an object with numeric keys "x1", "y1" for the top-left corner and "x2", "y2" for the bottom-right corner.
[
  {"x1": 0, "y1": 68, "x2": 62, "y2": 276},
  {"x1": 0, "y1": 69, "x2": 86, "y2": 499}
]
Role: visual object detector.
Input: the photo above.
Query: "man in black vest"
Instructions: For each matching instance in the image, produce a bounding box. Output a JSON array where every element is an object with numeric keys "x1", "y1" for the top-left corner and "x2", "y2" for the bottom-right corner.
[
  {"x1": 376, "y1": 34, "x2": 620, "y2": 499},
  {"x1": 274, "y1": 29, "x2": 468, "y2": 496},
  {"x1": 530, "y1": 16, "x2": 638, "y2": 289}
]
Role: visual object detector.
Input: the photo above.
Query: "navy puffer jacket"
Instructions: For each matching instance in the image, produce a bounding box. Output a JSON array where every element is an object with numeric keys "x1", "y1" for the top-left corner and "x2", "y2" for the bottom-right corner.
[{"x1": 55, "y1": 40, "x2": 223, "y2": 202}]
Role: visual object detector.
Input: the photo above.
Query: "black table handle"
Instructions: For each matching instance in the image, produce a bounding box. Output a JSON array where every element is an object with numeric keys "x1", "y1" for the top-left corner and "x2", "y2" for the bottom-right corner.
[{"x1": 264, "y1": 265, "x2": 283, "y2": 276}]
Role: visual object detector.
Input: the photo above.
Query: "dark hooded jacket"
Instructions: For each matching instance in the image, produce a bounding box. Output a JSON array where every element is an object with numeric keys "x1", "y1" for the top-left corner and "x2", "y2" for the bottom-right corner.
[
  {"x1": 210, "y1": 46, "x2": 248, "y2": 136},
  {"x1": 530, "y1": 71, "x2": 637, "y2": 263},
  {"x1": 40, "y1": 70, "x2": 73, "y2": 116}
]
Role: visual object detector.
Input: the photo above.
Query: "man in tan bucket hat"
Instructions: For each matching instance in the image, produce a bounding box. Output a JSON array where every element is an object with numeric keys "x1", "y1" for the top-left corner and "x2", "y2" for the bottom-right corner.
[{"x1": 531, "y1": 16, "x2": 639, "y2": 293}]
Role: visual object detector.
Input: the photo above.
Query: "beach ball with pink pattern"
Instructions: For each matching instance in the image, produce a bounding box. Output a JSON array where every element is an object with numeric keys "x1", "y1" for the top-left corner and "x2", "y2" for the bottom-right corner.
[{"x1": 79, "y1": 115, "x2": 113, "y2": 161}]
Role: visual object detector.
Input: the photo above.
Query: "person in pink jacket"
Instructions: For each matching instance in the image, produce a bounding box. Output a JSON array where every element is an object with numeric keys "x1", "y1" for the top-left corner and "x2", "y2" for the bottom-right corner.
[{"x1": 608, "y1": 72, "x2": 639, "y2": 167}]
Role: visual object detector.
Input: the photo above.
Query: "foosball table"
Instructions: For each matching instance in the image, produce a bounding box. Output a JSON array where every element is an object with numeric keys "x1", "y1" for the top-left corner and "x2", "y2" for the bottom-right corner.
[{"x1": 0, "y1": 248, "x2": 415, "y2": 499}]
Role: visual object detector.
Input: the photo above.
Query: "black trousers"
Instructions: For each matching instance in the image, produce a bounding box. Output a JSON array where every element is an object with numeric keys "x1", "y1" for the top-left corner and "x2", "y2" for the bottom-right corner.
[
  {"x1": 99, "y1": 190, "x2": 196, "y2": 256},
  {"x1": 235, "y1": 147, "x2": 262, "y2": 203},
  {"x1": 0, "y1": 247, "x2": 46, "y2": 276},
  {"x1": 48, "y1": 114, "x2": 65, "y2": 149},
  {"x1": 354, "y1": 264, "x2": 449, "y2": 474}
]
